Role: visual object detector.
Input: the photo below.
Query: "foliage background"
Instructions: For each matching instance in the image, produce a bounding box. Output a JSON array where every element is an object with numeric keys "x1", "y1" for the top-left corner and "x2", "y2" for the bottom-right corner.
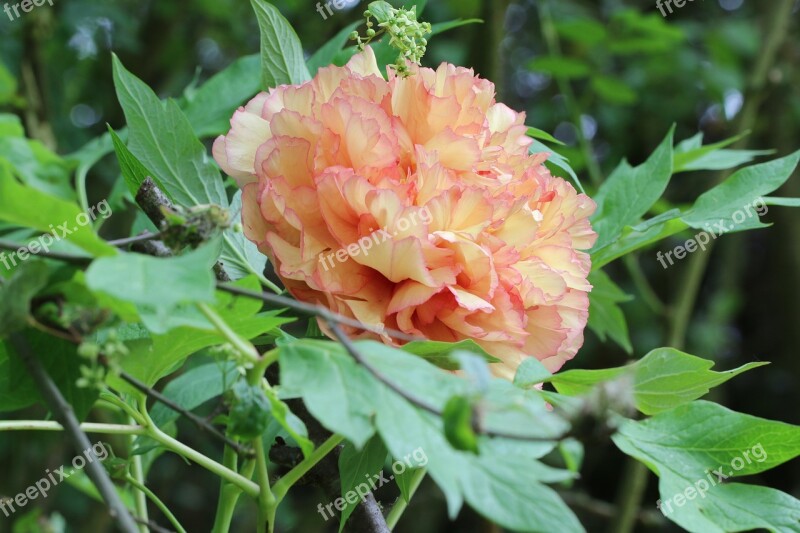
[{"x1": 0, "y1": 0, "x2": 798, "y2": 531}]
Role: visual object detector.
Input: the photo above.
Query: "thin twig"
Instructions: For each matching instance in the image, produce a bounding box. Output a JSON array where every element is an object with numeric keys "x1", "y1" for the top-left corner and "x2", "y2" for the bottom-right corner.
[
  {"x1": 8, "y1": 333, "x2": 140, "y2": 533},
  {"x1": 216, "y1": 283, "x2": 423, "y2": 343},
  {"x1": 108, "y1": 231, "x2": 162, "y2": 248},
  {"x1": 111, "y1": 362, "x2": 255, "y2": 458},
  {"x1": 0, "y1": 239, "x2": 92, "y2": 266}
]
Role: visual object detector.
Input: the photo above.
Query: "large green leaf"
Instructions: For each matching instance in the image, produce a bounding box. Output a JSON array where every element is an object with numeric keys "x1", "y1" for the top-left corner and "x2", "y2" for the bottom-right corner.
[
  {"x1": 109, "y1": 127, "x2": 154, "y2": 197},
  {"x1": 112, "y1": 54, "x2": 227, "y2": 207},
  {"x1": 278, "y1": 338, "x2": 580, "y2": 532},
  {"x1": 337, "y1": 436, "x2": 388, "y2": 531},
  {"x1": 307, "y1": 22, "x2": 361, "y2": 76},
  {"x1": 545, "y1": 348, "x2": 766, "y2": 415},
  {"x1": 587, "y1": 270, "x2": 633, "y2": 353},
  {"x1": 0, "y1": 136, "x2": 75, "y2": 201},
  {"x1": 183, "y1": 54, "x2": 262, "y2": 138},
  {"x1": 400, "y1": 339, "x2": 501, "y2": 370},
  {"x1": 1, "y1": 330, "x2": 99, "y2": 420},
  {"x1": 149, "y1": 361, "x2": 240, "y2": 427},
  {"x1": 113, "y1": 277, "x2": 291, "y2": 387},
  {"x1": 85, "y1": 244, "x2": 218, "y2": 322},
  {"x1": 613, "y1": 401, "x2": 800, "y2": 533},
  {"x1": 673, "y1": 132, "x2": 771, "y2": 173},
  {"x1": 0, "y1": 161, "x2": 116, "y2": 258},
  {"x1": 279, "y1": 339, "x2": 379, "y2": 448},
  {"x1": 591, "y1": 127, "x2": 675, "y2": 250},
  {"x1": 682, "y1": 150, "x2": 800, "y2": 231},
  {"x1": 250, "y1": 0, "x2": 311, "y2": 90}
]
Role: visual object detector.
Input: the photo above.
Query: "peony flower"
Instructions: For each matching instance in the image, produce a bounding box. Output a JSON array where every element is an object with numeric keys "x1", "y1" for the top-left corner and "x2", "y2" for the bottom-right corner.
[{"x1": 214, "y1": 47, "x2": 597, "y2": 379}]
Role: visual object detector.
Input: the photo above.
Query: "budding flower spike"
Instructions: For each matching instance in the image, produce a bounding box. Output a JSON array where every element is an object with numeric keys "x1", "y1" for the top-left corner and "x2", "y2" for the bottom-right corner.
[{"x1": 350, "y1": 1, "x2": 433, "y2": 76}]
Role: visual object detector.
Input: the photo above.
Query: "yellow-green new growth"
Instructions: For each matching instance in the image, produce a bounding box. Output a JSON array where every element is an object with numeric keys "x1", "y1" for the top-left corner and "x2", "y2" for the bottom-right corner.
[{"x1": 350, "y1": 1, "x2": 432, "y2": 77}]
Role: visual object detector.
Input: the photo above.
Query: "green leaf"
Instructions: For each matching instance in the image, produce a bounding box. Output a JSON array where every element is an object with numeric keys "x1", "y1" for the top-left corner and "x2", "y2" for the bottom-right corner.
[
  {"x1": 0, "y1": 261, "x2": 50, "y2": 338},
  {"x1": 264, "y1": 385, "x2": 314, "y2": 457},
  {"x1": 368, "y1": 1, "x2": 395, "y2": 23},
  {"x1": 529, "y1": 139, "x2": 583, "y2": 192},
  {"x1": 111, "y1": 277, "x2": 290, "y2": 387},
  {"x1": 613, "y1": 401, "x2": 800, "y2": 533},
  {"x1": 529, "y1": 56, "x2": 591, "y2": 79},
  {"x1": 112, "y1": 54, "x2": 227, "y2": 208},
  {"x1": 183, "y1": 54, "x2": 262, "y2": 138},
  {"x1": 307, "y1": 22, "x2": 362, "y2": 76},
  {"x1": 279, "y1": 339, "x2": 379, "y2": 448},
  {"x1": 108, "y1": 126, "x2": 154, "y2": 197},
  {"x1": 337, "y1": 436, "x2": 388, "y2": 531},
  {"x1": 559, "y1": 438, "x2": 584, "y2": 473},
  {"x1": 591, "y1": 127, "x2": 675, "y2": 250},
  {"x1": 0, "y1": 136, "x2": 76, "y2": 200},
  {"x1": 546, "y1": 348, "x2": 767, "y2": 415},
  {"x1": 555, "y1": 19, "x2": 607, "y2": 45},
  {"x1": 394, "y1": 465, "x2": 417, "y2": 503},
  {"x1": 442, "y1": 396, "x2": 479, "y2": 453},
  {"x1": 513, "y1": 357, "x2": 552, "y2": 388},
  {"x1": 632, "y1": 348, "x2": 768, "y2": 415},
  {"x1": 279, "y1": 338, "x2": 579, "y2": 530},
  {"x1": 0, "y1": 114, "x2": 24, "y2": 137},
  {"x1": 0, "y1": 161, "x2": 116, "y2": 257},
  {"x1": 2, "y1": 330, "x2": 99, "y2": 420},
  {"x1": 587, "y1": 270, "x2": 633, "y2": 353},
  {"x1": 0, "y1": 62, "x2": 18, "y2": 106},
  {"x1": 591, "y1": 76, "x2": 637, "y2": 105},
  {"x1": 401, "y1": 339, "x2": 500, "y2": 370},
  {"x1": 149, "y1": 361, "x2": 239, "y2": 428},
  {"x1": 228, "y1": 381, "x2": 271, "y2": 440},
  {"x1": 219, "y1": 191, "x2": 269, "y2": 284},
  {"x1": 763, "y1": 197, "x2": 800, "y2": 207},
  {"x1": 429, "y1": 18, "x2": 483, "y2": 34},
  {"x1": 682, "y1": 150, "x2": 800, "y2": 231},
  {"x1": 591, "y1": 215, "x2": 688, "y2": 270},
  {"x1": 86, "y1": 244, "x2": 218, "y2": 318},
  {"x1": 250, "y1": 0, "x2": 311, "y2": 90},
  {"x1": 527, "y1": 126, "x2": 564, "y2": 146},
  {"x1": 673, "y1": 132, "x2": 772, "y2": 173}
]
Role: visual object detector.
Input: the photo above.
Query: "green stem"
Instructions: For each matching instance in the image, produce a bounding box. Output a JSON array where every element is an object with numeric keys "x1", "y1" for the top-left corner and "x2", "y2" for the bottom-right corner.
[
  {"x1": 254, "y1": 436, "x2": 278, "y2": 533},
  {"x1": 100, "y1": 392, "x2": 148, "y2": 425},
  {"x1": 386, "y1": 468, "x2": 426, "y2": 530},
  {"x1": 0, "y1": 421, "x2": 147, "y2": 435},
  {"x1": 271, "y1": 434, "x2": 345, "y2": 502},
  {"x1": 197, "y1": 302, "x2": 260, "y2": 364},
  {"x1": 129, "y1": 419, "x2": 149, "y2": 533},
  {"x1": 212, "y1": 445, "x2": 241, "y2": 533},
  {"x1": 249, "y1": 349, "x2": 279, "y2": 387},
  {"x1": 126, "y1": 475, "x2": 187, "y2": 533},
  {"x1": 138, "y1": 400, "x2": 260, "y2": 499}
]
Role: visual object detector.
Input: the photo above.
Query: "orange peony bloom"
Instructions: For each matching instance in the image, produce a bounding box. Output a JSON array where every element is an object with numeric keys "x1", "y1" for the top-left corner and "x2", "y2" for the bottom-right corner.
[{"x1": 214, "y1": 47, "x2": 597, "y2": 379}]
